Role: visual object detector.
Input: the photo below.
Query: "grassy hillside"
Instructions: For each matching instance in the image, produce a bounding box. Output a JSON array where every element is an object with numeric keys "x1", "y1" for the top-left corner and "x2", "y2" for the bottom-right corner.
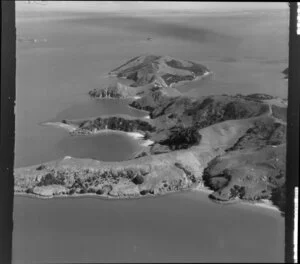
[{"x1": 15, "y1": 55, "x2": 287, "y2": 214}]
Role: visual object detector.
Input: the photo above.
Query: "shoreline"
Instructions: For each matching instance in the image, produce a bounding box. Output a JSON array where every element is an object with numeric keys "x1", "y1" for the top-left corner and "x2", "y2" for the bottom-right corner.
[
  {"x1": 192, "y1": 183, "x2": 280, "y2": 212},
  {"x1": 42, "y1": 122, "x2": 154, "y2": 147},
  {"x1": 169, "y1": 70, "x2": 213, "y2": 88},
  {"x1": 14, "y1": 185, "x2": 198, "y2": 201},
  {"x1": 29, "y1": 117, "x2": 283, "y2": 214},
  {"x1": 14, "y1": 187, "x2": 281, "y2": 213},
  {"x1": 243, "y1": 199, "x2": 280, "y2": 212},
  {"x1": 92, "y1": 95, "x2": 142, "y2": 100},
  {"x1": 42, "y1": 121, "x2": 77, "y2": 132},
  {"x1": 205, "y1": 194, "x2": 280, "y2": 212},
  {"x1": 18, "y1": 54, "x2": 286, "y2": 217}
]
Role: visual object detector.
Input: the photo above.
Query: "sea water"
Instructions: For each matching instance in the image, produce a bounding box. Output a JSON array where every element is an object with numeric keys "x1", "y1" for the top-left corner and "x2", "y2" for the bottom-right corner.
[
  {"x1": 15, "y1": 8, "x2": 288, "y2": 167},
  {"x1": 14, "y1": 6, "x2": 288, "y2": 263},
  {"x1": 13, "y1": 191, "x2": 284, "y2": 263}
]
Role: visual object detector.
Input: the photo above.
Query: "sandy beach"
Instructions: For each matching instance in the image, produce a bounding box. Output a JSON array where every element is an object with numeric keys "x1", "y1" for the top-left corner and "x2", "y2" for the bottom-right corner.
[{"x1": 42, "y1": 121, "x2": 78, "y2": 132}]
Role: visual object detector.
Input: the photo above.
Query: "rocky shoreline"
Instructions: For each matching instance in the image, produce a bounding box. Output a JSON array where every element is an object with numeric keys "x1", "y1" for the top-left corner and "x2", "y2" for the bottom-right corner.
[
  {"x1": 14, "y1": 183, "x2": 206, "y2": 201},
  {"x1": 14, "y1": 55, "x2": 287, "y2": 214},
  {"x1": 14, "y1": 184, "x2": 280, "y2": 213}
]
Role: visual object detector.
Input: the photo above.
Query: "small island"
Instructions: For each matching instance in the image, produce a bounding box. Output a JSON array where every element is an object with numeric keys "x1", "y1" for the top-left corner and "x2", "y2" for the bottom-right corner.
[
  {"x1": 14, "y1": 55, "x2": 287, "y2": 214},
  {"x1": 88, "y1": 55, "x2": 211, "y2": 99}
]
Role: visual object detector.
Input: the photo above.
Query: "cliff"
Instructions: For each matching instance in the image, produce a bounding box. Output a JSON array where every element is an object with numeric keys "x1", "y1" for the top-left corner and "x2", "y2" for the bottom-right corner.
[{"x1": 89, "y1": 82, "x2": 138, "y2": 99}]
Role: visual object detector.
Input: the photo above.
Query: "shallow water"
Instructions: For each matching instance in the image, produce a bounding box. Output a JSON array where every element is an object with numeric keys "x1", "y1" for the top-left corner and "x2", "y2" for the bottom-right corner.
[
  {"x1": 14, "y1": 94, "x2": 145, "y2": 167},
  {"x1": 12, "y1": 191, "x2": 284, "y2": 263},
  {"x1": 56, "y1": 132, "x2": 141, "y2": 162}
]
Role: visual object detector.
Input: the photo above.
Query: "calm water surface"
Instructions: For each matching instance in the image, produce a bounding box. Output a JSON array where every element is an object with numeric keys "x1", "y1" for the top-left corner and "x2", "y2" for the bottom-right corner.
[
  {"x1": 14, "y1": 7, "x2": 288, "y2": 263},
  {"x1": 13, "y1": 191, "x2": 284, "y2": 263},
  {"x1": 15, "y1": 9, "x2": 289, "y2": 167}
]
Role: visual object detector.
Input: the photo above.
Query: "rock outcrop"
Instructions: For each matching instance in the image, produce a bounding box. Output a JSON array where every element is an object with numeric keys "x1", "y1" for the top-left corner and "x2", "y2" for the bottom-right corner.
[{"x1": 89, "y1": 82, "x2": 137, "y2": 99}]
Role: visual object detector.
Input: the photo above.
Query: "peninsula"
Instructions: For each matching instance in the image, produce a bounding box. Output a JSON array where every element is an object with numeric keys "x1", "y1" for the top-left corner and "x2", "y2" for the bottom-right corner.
[{"x1": 14, "y1": 55, "x2": 287, "y2": 214}]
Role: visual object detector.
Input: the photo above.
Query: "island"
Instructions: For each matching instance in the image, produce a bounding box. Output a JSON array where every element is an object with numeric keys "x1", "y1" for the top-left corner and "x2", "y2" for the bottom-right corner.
[
  {"x1": 14, "y1": 55, "x2": 287, "y2": 214},
  {"x1": 88, "y1": 55, "x2": 211, "y2": 99}
]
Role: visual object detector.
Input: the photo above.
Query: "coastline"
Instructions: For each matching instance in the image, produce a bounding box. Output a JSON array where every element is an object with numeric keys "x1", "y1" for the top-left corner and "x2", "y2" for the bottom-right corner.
[
  {"x1": 191, "y1": 182, "x2": 280, "y2": 212},
  {"x1": 30, "y1": 110, "x2": 285, "y2": 214},
  {"x1": 204, "y1": 193, "x2": 281, "y2": 212},
  {"x1": 92, "y1": 95, "x2": 142, "y2": 100},
  {"x1": 169, "y1": 70, "x2": 212, "y2": 88},
  {"x1": 42, "y1": 121, "x2": 77, "y2": 132},
  {"x1": 14, "y1": 185, "x2": 198, "y2": 201},
  {"x1": 14, "y1": 187, "x2": 281, "y2": 213},
  {"x1": 42, "y1": 121, "x2": 154, "y2": 147},
  {"x1": 16, "y1": 55, "x2": 286, "y2": 217},
  {"x1": 243, "y1": 199, "x2": 280, "y2": 212}
]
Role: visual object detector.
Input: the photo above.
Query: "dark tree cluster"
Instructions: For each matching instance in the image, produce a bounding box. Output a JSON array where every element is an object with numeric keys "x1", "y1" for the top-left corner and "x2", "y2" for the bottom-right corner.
[
  {"x1": 96, "y1": 189, "x2": 104, "y2": 195},
  {"x1": 202, "y1": 168, "x2": 232, "y2": 191},
  {"x1": 165, "y1": 59, "x2": 208, "y2": 76},
  {"x1": 132, "y1": 175, "x2": 144, "y2": 185},
  {"x1": 80, "y1": 117, "x2": 155, "y2": 133},
  {"x1": 71, "y1": 178, "x2": 84, "y2": 189},
  {"x1": 270, "y1": 184, "x2": 286, "y2": 215},
  {"x1": 246, "y1": 93, "x2": 275, "y2": 100},
  {"x1": 229, "y1": 185, "x2": 246, "y2": 199},
  {"x1": 226, "y1": 121, "x2": 286, "y2": 152},
  {"x1": 183, "y1": 97, "x2": 269, "y2": 130},
  {"x1": 88, "y1": 88, "x2": 123, "y2": 98},
  {"x1": 37, "y1": 172, "x2": 65, "y2": 186},
  {"x1": 129, "y1": 102, "x2": 155, "y2": 112},
  {"x1": 36, "y1": 164, "x2": 46, "y2": 171},
  {"x1": 139, "y1": 189, "x2": 154, "y2": 195},
  {"x1": 162, "y1": 73, "x2": 194, "y2": 86},
  {"x1": 159, "y1": 125, "x2": 202, "y2": 150},
  {"x1": 140, "y1": 189, "x2": 149, "y2": 195}
]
